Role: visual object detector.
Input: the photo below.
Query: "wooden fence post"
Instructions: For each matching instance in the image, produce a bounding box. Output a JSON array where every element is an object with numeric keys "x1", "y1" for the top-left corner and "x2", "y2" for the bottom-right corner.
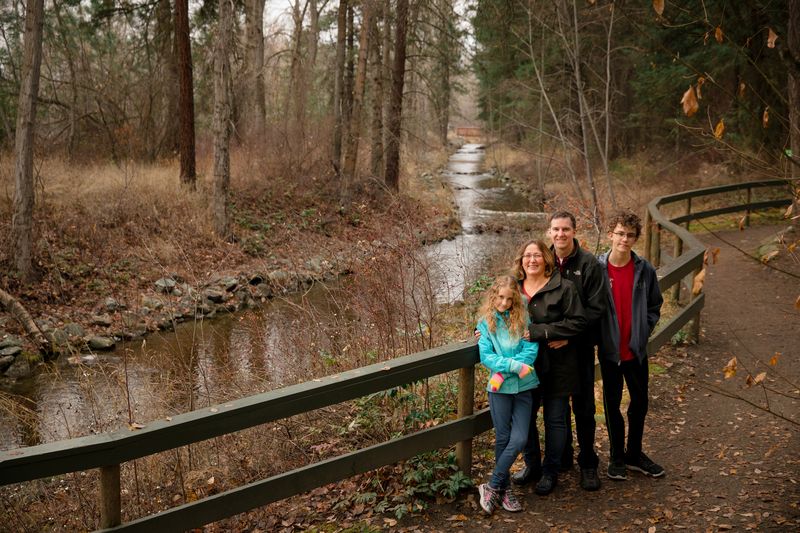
[
  {"x1": 643, "y1": 210, "x2": 652, "y2": 262},
  {"x1": 456, "y1": 366, "x2": 475, "y2": 476},
  {"x1": 651, "y1": 223, "x2": 661, "y2": 268},
  {"x1": 672, "y1": 235, "x2": 683, "y2": 301},
  {"x1": 745, "y1": 187, "x2": 752, "y2": 227},
  {"x1": 99, "y1": 464, "x2": 121, "y2": 529}
]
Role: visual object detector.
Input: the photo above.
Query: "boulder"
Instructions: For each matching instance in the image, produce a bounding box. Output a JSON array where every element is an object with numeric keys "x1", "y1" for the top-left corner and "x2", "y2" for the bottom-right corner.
[
  {"x1": 155, "y1": 278, "x2": 177, "y2": 294},
  {"x1": 142, "y1": 296, "x2": 164, "y2": 310},
  {"x1": 63, "y1": 323, "x2": 86, "y2": 339},
  {"x1": 0, "y1": 336, "x2": 24, "y2": 349},
  {"x1": 0, "y1": 346, "x2": 22, "y2": 357},
  {"x1": 91, "y1": 314, "x2": 113, "y2": 327},
  {"x1": 204, "y1": 289, "x2": 226, "y2": 303},
  {"x1": 0, "y1": 355, "x2": 16, "y2": 373},
  {"x1": 88, "y1": 336, "x2": 116, "y2": 351},
  {"x1": 103, "y1": 297, "x2": 122, "y2": 312}
]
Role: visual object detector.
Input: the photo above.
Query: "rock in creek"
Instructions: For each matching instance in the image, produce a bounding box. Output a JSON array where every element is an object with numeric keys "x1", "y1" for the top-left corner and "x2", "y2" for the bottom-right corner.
[{"x1": 88, "y1": 336, "x2": 116, "y2": 351}]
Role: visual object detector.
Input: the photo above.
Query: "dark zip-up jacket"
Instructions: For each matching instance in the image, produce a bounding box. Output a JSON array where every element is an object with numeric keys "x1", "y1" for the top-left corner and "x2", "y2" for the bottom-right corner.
[
  {"x1": 552, "y1": 239, "x2": 607, "y2": 347},
  {"x1": 523, "y1": 272, "x2": 587, "y2": 397},
  {"x1": 597, "y1": 251, "x2": 663, "y2": 364}
]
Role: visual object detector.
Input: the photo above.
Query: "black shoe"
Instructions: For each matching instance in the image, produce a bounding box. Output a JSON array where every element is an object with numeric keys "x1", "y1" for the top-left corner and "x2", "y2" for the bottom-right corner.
[
  {"x1": 625, "y1": 452, "x2": 665, "y2": 478},
  {"x1": 580, "y1": 467, "x2": 601, "y2": 491},
  {"x1": 607, "y1": 460, "x2": 627, "y2": 480},
  {"x1": 534, "y1": 473, "x2": 557, "y2": 495},
  {"x1": 511, "y1": 465, "x2": 542, "y2": 486}
]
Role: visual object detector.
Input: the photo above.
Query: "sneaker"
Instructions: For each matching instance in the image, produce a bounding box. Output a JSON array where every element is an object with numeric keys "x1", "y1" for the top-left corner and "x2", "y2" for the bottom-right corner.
[
  {"x1": 478, "y1": 483, "x2": 501, "y2": 514},
  {"x1": 534, "y1": 473, "x2": 557, "y2": 495},
  {"x1": 607, "y1": 460, "x2": 627, "y2": 480},
  {"x1": 501, "y1": 489, "x2": 523, "y2": 512},
  {"x1": 625, "y1": 452, "x2": 665, "y2": 478},
  {"x1": 511, "y1": 465, "x2": 542, "y2": 486},
  {"x1": 580, "y1": 467, "x2": 601, "y2": 491}
]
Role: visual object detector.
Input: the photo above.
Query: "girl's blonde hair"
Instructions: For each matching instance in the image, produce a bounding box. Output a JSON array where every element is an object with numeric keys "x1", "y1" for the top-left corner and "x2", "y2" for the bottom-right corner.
[{"x1": 478, "y1": 275, "x2": 528, "y2": 339}]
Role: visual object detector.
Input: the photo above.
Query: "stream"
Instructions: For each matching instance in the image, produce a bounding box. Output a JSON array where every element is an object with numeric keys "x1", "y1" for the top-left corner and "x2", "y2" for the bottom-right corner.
[{"x1": 0, "y1": 143, "x2": 544, "y2": 450}]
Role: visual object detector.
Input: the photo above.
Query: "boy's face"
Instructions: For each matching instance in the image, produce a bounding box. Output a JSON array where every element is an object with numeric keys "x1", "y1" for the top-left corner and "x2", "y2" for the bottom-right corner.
[{"x1": 608, "y1": 224, "x2": 639, "y2": 255}]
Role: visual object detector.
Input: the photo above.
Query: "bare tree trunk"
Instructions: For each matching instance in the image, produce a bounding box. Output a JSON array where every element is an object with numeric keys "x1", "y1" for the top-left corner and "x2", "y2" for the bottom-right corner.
[
  {"x1": 435, "y1": 0, "x2": 453, "y2": 146},
  {"x1": 332, "y1": 0, "x2": 348, "y2": 173},
  {"x1": 175, "y1": 0, "x2": 196, "y2": 188},
  {"x1": 568, "y1": 0, "x2": 600, "y2": 234},
  {"x1": 384, "y1": 0, "x2": 409, "y2": 191},
  {"x1": 789, "y1": 0, "x2": 800, "y2": 214},
  {"x1": 53, "y1": 0, "x2": 79, "y2": 159},
  {"x1": 342, "y1": 1, "x2": 373, "y2": 190},
  {"x1": 0, "y1": 288, "x2": 52, "y2": 356},
  {"x1": 309, "y1": 0, "x2": 321, "y2": 67},
  {"x1": 243, "y1": 0, "x2": 266, "y2": 137},
  {"x1": 369, "y1": 4, "x2": 384, "y2": 177},
  {"x1": 155, "y1": 0, "x2": 179, "y2": 158},
  {"x1": 213, "y1": 0, "x2": 233, "y2": 239},
  {"x1": 10, "y1": 0, "x2": 44, "y2": 282},
  {"x1": 289, "y1": 1, "x2": 308, "y2": 133}
]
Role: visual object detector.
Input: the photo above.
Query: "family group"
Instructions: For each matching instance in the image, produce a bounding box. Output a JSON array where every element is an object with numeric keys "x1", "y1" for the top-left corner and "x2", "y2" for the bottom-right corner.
[{"x1": 475, "y1": 210, "x2": 664, "y2": 515}]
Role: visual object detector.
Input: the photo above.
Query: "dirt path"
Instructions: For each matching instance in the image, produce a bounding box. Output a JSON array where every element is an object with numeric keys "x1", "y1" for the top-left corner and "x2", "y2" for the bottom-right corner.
[{"x1": 398, "y1": 224, "x2": 800, "y2": 532}]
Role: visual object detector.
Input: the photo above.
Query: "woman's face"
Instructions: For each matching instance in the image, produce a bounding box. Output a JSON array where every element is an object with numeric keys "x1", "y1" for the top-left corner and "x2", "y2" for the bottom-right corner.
[{"x1": 522, "y1": 243, "x2": 545, "y2": 278}]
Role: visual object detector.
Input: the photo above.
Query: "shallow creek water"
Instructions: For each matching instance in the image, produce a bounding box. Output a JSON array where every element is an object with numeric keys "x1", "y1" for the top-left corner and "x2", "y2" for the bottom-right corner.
[{"x1": 0, "y1": 143, "x2": 543, "y2": 450}]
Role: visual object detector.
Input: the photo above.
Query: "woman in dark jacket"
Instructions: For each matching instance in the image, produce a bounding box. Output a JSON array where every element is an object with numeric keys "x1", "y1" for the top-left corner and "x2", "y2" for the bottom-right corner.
[{"x1": 514, "y1": 239, "x2": 587, "y2": 495}]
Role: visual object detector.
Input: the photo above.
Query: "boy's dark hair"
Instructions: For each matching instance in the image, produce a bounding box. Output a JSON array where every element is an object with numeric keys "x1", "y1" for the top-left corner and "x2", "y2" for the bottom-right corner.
[
  {"x1": 606, "y1": 210, "x2": 643, "y2": 237},
  {"x1": 548, "y1": 211, "x2": 576, "y2": 229}
]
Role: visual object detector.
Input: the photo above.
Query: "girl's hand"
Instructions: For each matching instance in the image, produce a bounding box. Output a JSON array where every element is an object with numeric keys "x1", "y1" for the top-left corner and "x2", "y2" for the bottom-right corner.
[
  {"x1": 547, "y1": 339, "x2": 568, "y2": 349},
  {"x1": 474, "y1": 329, "x2": 481, "y2": 340},
  {"x1": 517, "y1": 363, "x2": 533, "y2": 378}
]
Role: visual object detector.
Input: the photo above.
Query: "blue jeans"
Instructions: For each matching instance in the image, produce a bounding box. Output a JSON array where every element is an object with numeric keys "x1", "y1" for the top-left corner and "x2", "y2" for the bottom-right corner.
[
  {"x1": 523, "y1": 390, "x2": 571, "y2": 476},
  {"x1": 489, "y1": 390, "x2": 533, "y2": 490}
]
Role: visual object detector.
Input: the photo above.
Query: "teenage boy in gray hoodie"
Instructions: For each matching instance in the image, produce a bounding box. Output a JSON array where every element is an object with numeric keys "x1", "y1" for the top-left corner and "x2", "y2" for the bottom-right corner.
[{"x1": 597, "y1": 211, "x2": 665, "y2": 480}]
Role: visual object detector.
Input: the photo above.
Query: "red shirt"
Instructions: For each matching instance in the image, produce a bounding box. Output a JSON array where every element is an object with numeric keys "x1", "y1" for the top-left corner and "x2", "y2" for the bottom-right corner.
[{"x1": 608, "y1": 259, "x2": 635, "y2": 362}]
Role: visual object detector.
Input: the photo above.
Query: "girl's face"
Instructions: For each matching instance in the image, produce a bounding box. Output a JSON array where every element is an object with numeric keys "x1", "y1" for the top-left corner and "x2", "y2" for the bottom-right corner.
[
  {"x1": 522, "y1": 243, "x2": 545, "y2": 277},
  {"x1": 494, "y1": 287, "x2": 515, "y2": 313}
]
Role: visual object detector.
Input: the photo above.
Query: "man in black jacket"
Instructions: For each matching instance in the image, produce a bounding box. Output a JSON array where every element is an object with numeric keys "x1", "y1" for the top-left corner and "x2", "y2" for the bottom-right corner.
[{"x1": 512, "y1": 211, "x2": 607, "y2": 491}]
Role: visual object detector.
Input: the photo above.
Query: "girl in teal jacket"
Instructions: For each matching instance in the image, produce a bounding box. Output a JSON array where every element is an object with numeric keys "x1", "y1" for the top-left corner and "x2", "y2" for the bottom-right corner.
[{"x1": 476, "y1": 275, "x2": 539, "y2": 515}]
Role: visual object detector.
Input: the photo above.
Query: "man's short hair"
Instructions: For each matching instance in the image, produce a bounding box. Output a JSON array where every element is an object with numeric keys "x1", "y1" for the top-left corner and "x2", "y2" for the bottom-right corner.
[
  {"x1": 606, "y1": 210, "x2": 643, "y2": 237},
  {"x1": 548, "y1": 211, "x2": 576, "y2": 229}
]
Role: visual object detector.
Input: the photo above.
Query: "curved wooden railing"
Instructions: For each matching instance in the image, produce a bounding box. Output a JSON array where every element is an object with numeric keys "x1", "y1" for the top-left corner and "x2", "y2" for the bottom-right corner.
[
  {"x1": 643, "y1": 178, "x2": 793, "y2": 352},
  {"x1": 1, "y1": 179, "x2": 793, "y2": 532}
]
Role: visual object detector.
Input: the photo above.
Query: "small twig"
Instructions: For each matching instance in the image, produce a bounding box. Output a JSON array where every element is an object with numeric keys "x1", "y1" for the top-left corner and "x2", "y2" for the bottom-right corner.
[{"x1": 698, "y1": 380, "x2": 799, "y2": 428}]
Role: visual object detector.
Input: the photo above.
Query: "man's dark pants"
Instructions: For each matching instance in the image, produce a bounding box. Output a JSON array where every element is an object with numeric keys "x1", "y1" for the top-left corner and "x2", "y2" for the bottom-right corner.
[{"x1": 562, "y1": 344, "x2": 600, "y2": 469}]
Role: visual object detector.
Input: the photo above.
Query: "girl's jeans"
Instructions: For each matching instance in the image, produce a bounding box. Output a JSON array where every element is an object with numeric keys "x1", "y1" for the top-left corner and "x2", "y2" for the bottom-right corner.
[{"x1": 489, "y1": 390, "x2": 534, "y2": 490}]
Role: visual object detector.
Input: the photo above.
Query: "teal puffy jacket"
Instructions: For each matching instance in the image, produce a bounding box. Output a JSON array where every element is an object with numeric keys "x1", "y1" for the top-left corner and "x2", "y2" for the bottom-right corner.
[{"x1": 477, "y1": 311, "x2": 540, "y2": 394}]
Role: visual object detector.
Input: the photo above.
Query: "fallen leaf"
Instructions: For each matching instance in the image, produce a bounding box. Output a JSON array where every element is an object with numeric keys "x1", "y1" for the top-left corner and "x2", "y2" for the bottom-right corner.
[
  {"x1": 739, "y1": 81, "x2": 747, "y2": 97},
  {"x1": 763, "y1": 107, "x2": 769, "y2": 128},
  {"x1": 207, "y1": 476, "x2": 215, "y2": 485},
  {"x1": 711, "y1": 247, "x2": 720, "y2": 263},
  {"x1": 129, "y1": 422, "x2": 145, "y2": 430},
  {"x1": 767, "y1": 27, "x2": 778, "y2": 48},
  {"x1": 447, "y1": 514, "x2": 468, "y2": 521},
  {"x1": 796, "y1": 295, "x2": 800, "y2": 310},
  {"x1": 653, "y1": 0, "x2": 664, "y2": 16},
  {"x1": 715, "y1": 26, "x2": 724, "y2": 43},
  {"x1": 384, "y1": 518, "x2": 397, "y2": 526},
  {"x1": 738, "y1": 215, "x2": 746, "y2": 231},
  {"x1": 697, "y1": 76, "x2": 705, "y2": 99},
  {"x1": 753, "y1": 372, "x2": 766, "y2": 384},
  {"x1": 761, "y1": 250, "x2": 779, "y2": 263},
  {"x1": 770, "y1": 352, "x2": 781, "y2": 365},
  {"x1": 681, "y1": 86, "x2": 699, "y2": 117},
  {"x1": 784, "y1": 203, "x2": 794, "y2": 219},
  {"x1": 723, "y1": 357, "x2": 737, "y2": 379},
  {"x1": 714, "y1": 119, "x2": 725, "y2": 139},
  {"x1": 692, "y1": 267, "x2": 706, "y2": 295},
  {"x1": 649, "y1": 526, "x2": 657, "y2": 533}
]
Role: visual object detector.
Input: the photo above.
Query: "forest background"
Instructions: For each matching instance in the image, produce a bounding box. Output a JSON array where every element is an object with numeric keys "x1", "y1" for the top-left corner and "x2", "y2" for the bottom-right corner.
[{"x1": 0, "y1": 0, "x2": 798, "y2": 529}]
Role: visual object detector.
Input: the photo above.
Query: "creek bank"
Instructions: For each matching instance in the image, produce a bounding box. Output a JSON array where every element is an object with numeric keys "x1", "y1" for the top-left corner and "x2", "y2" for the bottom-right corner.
[{"x1": 0, "y1": 177, "x2": 462, "y2": 379}]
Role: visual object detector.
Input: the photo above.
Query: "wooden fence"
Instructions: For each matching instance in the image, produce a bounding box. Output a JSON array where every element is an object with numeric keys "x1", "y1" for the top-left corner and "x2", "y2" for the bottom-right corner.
[{"x1": 1, "y1": 179, "x2": 793, "y2": 532}]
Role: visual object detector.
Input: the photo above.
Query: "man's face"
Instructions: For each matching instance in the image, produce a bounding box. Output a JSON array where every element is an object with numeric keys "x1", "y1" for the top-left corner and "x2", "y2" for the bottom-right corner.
[
  {"x1": 548, "y1": 217, "x2": 576, "y2": 255},
  {"x1": 608, "y1": 224, "x2": 639, "y2": 254}
]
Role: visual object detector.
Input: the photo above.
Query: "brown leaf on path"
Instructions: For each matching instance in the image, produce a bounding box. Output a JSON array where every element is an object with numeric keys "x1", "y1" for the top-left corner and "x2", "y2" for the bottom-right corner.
[
  {"x1": 681, "y1": 86, "x2": 699, "y2": 117},
  {"x1": 715, "y1": 26, "x2": 724, "y2": 43},
  {"x1": 446, "y1": 515, "x2": 468, "y2": 521},
  {"x1": 770, "y1": 352, "x2": 781, "y2": 365},
  {"x1": 738, "y1": 216, "x2": 746, "y2": 231},
  {"x1": 784, "y1": 203, "x2": 794, "y2": 219},
  {"x1": 763, "y1": 107, "x2": 769, "y2": 128},
  {"x1": 738, "y1": 81, "x2": 746, "y2": 97},
  {"x1": 723, "y1": 357, "x2": 737, "y2": 379},
  {"x1": 697, "y1": 76, "x2": 705, "y2": 99},
  {"x1": 714, "y1": 119, "x2": 725, "y2": 139},
  {"x1": 692, "y1": 267, "x2": 706, "y2": 295},
  {"x1": 711, "y1": 247, "x2": 720, "y2": 263},
  {"x1": 767, "y1": 28, "x2": 778, "y2": 48},
  {"x1": 129, "y1": 422, "x2": 145, "y2": 430},
  {"x1": 746, "y1": 374, "x2": 754, "y2": 387},
  {"x1": 653, "y1": 0, "x2": 664, "y2": 16},
  {"x1": 761, "y1": 250, "x2": 779, "y2": 263},
  {"x1": 753, "y1": 372, "x2": 766, "y2": 384}
]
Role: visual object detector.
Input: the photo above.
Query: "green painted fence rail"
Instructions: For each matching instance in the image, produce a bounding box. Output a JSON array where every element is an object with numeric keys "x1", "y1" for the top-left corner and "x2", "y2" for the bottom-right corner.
[{"x1": 1, "y1": 179, "x2": 792, "y2": 532}]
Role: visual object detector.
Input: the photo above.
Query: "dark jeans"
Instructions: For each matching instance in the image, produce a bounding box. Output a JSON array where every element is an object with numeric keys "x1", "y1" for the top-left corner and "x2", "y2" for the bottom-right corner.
[
  {"x1": 600, "y1": 357, "x2": 649, "y2": 463},
  {"x1": 522, "y1": 389, "x2": 570, "y2": 476},
  {"x1": 489, "y1": 390, "x2": 533, "y2": 490},
  {"x1": 562, "y1": 347, "x2": 600, "y2": 469}
]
